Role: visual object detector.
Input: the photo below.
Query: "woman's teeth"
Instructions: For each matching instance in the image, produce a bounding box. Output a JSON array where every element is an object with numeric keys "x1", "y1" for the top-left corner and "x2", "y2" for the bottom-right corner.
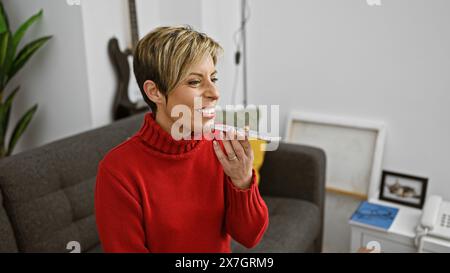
[{"x1": 196, "y1": 108, "x2": 216, "y2": 118}]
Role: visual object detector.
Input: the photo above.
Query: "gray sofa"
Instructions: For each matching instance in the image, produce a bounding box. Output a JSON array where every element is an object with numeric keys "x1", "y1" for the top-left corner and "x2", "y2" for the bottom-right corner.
[{"x1": 0, "y1": 113, "x2": 326, "y2": 253}]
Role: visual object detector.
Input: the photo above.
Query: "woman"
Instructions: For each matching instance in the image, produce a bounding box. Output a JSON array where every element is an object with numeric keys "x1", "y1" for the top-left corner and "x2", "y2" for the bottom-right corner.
[{"x1": 95, "y1": 26, "x2": 269, "y2": 253}]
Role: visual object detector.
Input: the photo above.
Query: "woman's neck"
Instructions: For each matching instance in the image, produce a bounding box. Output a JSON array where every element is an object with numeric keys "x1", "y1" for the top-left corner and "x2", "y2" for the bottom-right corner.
[
  {"x1": 137, "y1": 112, "x2": 203, "y2": 155},
  {"x1": 155, "y1": 109, "x2": 195, "y2": 140},
  {"x1": 155, "y1": 110, "x2": 174, "y2": 136}
]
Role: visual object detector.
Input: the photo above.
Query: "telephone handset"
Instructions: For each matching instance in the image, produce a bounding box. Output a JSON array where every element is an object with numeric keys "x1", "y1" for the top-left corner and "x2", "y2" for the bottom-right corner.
[
  {"x1": 415, "y1": 195, "x2": 450, "y2": 251},
  {"x1": 420, "y1": 195, "x2": 450, "y2": 239}
]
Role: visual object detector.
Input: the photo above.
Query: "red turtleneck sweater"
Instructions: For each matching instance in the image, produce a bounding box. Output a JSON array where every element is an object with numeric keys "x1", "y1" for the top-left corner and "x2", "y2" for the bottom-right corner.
[{"x1": 95, "y1": 112, "x2": 269, "y2": 253}]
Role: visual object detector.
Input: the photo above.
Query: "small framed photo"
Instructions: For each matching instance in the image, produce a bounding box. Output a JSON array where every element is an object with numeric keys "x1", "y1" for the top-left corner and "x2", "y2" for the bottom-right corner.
[{"x1": 379, "y1": 170, "x2": 428, "y2": 209}]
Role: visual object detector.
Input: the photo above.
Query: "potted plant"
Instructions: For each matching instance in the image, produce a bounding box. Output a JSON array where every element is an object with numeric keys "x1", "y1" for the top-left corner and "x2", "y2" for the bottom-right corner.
[{"x1": 0, "y1": 2, "x2": 52, "y2": 158}]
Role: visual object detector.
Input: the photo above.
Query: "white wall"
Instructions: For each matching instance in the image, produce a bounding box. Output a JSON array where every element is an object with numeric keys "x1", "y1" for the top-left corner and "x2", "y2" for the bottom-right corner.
[
  {"x1": 81, "y1": 0, "x2": 130, "y2": 128},
  {"x1": 4, "y1": 0, "x2": 449, "y2": 201},
  {"x1": 3, "y1": 0, "x2": 93, "y2": 154},
  {"x1": 136, "y1": 0, "x2": 160, "y2": 39},
  {"x1": 242, "y1": 0, "x2": 450, "y2": 200},
  {"x1": 201, "y1": 0, "x2": 242, "y2": 107},
  {"x1": 3, "y1": 0, "x2": 145, "y2": 151},
  {"x1": 158, "y1": 0, "x2": 203, "y2": 31},
  {"x1": 139, "y1": 0, "x2": 243, "y2": 107}
]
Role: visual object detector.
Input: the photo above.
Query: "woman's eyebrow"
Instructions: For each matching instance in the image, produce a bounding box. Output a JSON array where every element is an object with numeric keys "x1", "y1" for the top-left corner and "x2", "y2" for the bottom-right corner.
[{"x1": 188, "y1": 71, "x2": 218, "y2": 77}]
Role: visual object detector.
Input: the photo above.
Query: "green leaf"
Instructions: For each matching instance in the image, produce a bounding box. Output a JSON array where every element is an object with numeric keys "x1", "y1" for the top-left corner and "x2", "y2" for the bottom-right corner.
[
  {"x1": 12, "y1": 9, "x2": 43, "y2": 56},
  {"x1": 0, "y1": 2, "x2": 10, "y2": 34},
  {"x1": 6, "y1": 103, "x2": 37, "y2": 156},
  {"x1": 0, "y1": 32, "x2": 9, "y2": 75},
  {"x1": 0, "y1": 85, "x2": 20, "y2": 145},
  {"x1": 7, "y1": 35, "x2": 52, "y2": 84},
  {"x1": 0, "y1": 31, "x2": 14, "y2": 88},
  {"x1": 0, "y1": 103, "x2": 5, "y2": 147}
]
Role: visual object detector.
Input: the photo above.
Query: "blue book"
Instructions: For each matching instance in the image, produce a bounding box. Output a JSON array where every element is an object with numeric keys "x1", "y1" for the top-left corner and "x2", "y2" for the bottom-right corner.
[{"x1": 350, "y1": 201, "x2": 399, "y2": 231}]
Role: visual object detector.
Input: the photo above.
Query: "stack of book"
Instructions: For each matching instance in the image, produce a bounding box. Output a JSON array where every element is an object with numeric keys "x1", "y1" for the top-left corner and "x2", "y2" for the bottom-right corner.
[{"x1": 350, "y1": 201, "x2": 399, "y2": 231}]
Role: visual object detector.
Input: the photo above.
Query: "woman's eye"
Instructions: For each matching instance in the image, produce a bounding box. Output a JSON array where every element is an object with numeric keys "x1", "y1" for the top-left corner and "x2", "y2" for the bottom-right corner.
[
  {"x1": 188, "y1": 80, "x2": 201, "y2": 86},
  {"x1": 211, "y1": 77, "x2": 219, "y2": 83}
]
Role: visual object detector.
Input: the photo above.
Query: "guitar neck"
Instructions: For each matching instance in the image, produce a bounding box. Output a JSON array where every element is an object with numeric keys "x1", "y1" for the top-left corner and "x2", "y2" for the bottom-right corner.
[{"x1": 128, "y1": 0, "x2": 139, "y2": 51}]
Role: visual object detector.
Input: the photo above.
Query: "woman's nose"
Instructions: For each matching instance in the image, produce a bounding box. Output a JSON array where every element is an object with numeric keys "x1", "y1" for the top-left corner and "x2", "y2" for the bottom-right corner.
[{"x1": 204, "y1": 82, "x2": 220, "y2": 101}]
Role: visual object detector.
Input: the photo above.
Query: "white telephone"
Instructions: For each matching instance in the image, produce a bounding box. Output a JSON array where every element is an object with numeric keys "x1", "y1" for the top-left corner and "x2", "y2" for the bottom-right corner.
[{"x1": 415, "y1": 195, "x2": 450, "y2": 252}]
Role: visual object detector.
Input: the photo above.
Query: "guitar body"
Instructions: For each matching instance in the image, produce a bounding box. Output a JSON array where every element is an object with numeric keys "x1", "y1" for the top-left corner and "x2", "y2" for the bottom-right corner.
[
  {"x1": 108, "y1": 37, "x2": 146, "y2": 121},
  {"x1": 109, "y1": 0, "x2": 147, "y2": 121}
]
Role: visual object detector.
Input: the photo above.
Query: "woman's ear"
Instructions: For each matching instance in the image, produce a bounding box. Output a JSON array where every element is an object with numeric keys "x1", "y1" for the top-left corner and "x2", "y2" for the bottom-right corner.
[{"x1": 143, "y1": 80, "x2": 166, "y2": 105}]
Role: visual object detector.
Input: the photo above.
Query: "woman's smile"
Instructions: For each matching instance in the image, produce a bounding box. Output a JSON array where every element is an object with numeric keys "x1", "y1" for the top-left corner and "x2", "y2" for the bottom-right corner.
[{"x1": 196, "y1": 107, "x2": 216, "y2": 119}]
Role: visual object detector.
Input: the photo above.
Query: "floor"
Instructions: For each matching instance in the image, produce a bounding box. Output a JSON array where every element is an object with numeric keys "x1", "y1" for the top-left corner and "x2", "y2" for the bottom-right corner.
[{"x1": 322, "y1": 191, "x2": 363, "y2": 252}]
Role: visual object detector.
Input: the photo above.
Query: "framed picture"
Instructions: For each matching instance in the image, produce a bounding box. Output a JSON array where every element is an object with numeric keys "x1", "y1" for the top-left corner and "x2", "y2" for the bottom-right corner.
[
  {"x1": 379, "y1": 170, "x2": 428, "y2": 209},
  {"x1": 285, "y1": 111, "x2": 386, "y2": 199}
]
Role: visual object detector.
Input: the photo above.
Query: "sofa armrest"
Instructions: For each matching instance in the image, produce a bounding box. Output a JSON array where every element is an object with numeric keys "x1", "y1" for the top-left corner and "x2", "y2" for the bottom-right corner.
[
  {"x1": 258, "y1": 142, "x2": 326, "y2": 211},
  {"x1": 258, "y1": 142, "x2": 326, "y2": 251}
]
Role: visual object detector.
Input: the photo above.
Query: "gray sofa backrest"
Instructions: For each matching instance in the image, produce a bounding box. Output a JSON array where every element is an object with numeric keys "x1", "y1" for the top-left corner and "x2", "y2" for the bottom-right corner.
[
  {"x1": 0, "y1": 187, "x2": 18, "y2": 252},
  {"x1": 0, "y1": 113, "x2": 145, "y2": 252}
]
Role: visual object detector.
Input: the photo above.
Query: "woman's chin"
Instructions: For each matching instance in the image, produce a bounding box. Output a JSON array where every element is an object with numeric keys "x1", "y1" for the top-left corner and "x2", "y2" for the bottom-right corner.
[
  {"x1": 203, "y1": 116, "x2": 215, "y2": 124},
  {"x1": 203, "y1": 117, "x2": 216, "y2": 131},
  {"x1": 191, "y1": 118, "x2": 215, "y2": 138}
]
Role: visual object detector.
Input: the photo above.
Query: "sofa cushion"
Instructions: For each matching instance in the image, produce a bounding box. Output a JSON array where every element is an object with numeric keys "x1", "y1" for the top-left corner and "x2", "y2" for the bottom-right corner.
[
  {"x1": 85, "y1": 243, "x2": 103, "y2": 253},
  {"x1": 0, "y1": 173, "x2": 98, "y2": 252},
  {"x1": 0, "y1": 113, "x2": 145, "y2": 252},
  {"x1": 231, "y1": 196, "x2": 320, "y2": 253},
  {"x1": 0, "y1": 188, "x2": 18, "y2": 252}
]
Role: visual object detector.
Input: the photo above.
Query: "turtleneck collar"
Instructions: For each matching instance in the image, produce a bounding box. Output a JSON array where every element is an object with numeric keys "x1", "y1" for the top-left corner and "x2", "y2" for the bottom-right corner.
[{"x1": 137, "y1": 112, "x2": 205, "y2": 155}]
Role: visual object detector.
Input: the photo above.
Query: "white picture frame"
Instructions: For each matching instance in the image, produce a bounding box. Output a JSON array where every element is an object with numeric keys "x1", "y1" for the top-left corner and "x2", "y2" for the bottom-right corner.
[{"x1": 285, "y1": 111, "x2": 386, "y2": 199}]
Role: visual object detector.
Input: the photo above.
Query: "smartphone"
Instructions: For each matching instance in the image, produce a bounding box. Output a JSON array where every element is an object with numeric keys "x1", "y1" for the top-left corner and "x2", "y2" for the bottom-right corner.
[{"x1": 213, "y1": 124, "x2": 281, "y2": 142}]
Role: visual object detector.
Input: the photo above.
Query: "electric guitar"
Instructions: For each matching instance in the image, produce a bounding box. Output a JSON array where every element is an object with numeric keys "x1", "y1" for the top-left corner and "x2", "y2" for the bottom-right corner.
[{"x1": 108, "y1": 0, "x2": 148, "y2": 121}]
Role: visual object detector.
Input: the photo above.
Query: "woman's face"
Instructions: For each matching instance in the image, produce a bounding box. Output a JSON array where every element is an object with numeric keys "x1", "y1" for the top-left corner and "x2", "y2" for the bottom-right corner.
[{"x1": 159, "y1": 55, "x2": 220, "y2": 137}]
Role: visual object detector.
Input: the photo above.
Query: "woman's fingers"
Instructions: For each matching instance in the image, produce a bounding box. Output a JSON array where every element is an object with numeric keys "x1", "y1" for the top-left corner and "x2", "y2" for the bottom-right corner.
[
  {"x1": 235, "y1": 127, "x2": 252, "y2": 157},
  {"x1": 223, "y1": 134, "x2": 238, "y2": 160},
  {"x1": 213, "y1": 127, "x2": 254, "y2": 187},
  {"x1": 227, "y1": 129, "x2": 246, "y2": 161},
  {"x1": 214, "y1": 127, "x2": 253, "y2": 161},
  {"x1": 213, "y1": 140, "x2": 229, "y2": 168},
  {"x1": 217, "y1": 130, "x2": 234, "y2": 160},
  {"x1": 239, "y1": 138, "x2": 251, "y2": 156}
]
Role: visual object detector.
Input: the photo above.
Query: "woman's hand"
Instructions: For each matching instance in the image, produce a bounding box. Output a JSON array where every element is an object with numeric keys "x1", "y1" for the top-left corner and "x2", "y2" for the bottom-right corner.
[{"x1": 213, "y1": 127, "x2": 254, "y2": 189}]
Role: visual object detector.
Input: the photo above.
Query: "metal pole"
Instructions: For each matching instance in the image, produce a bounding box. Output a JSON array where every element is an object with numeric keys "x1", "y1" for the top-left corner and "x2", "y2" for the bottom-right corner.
[{"x1": 241, "y1": 0, "x2": 248, "y2": 107}]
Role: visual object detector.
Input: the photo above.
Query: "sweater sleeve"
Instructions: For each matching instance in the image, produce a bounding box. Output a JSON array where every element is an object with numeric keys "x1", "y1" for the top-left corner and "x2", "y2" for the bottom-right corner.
[
  {"x1": 94, "y1": 162, "x2": 149, "y2": 253},
  {"x1": 224, "y1": 169, "x2": 269, "y2": 248}
]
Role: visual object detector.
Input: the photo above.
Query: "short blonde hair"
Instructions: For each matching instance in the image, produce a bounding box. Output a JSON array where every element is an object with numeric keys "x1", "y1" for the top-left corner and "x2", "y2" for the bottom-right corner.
[{"x1": 133, "y1": 25, "x2": 223, "y2": 113}]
